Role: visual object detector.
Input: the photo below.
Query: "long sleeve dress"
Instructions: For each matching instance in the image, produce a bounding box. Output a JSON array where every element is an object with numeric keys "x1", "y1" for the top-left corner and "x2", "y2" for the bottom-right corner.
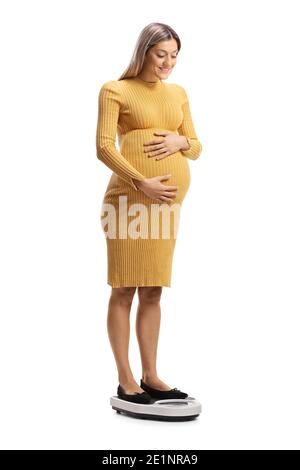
[{"x1": 96, "y1": 76, "x2": 202, "y2": 287}]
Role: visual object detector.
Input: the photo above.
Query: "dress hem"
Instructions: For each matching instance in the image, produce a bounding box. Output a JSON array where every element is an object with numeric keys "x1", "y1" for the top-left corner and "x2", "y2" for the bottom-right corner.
[{"x1": 107, "y1": 281, "x2": 171, "y2": 288}]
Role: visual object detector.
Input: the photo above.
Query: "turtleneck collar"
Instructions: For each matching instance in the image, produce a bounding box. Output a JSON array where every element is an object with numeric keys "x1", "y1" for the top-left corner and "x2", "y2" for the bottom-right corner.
[{"x1": 133, "y1": 76, "x2": 163, "y2": 88}]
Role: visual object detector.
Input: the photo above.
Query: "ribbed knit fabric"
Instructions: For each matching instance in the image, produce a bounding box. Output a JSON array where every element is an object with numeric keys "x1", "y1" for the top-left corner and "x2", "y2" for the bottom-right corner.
[{"x1": 96, "y1": 76, "x2": 202, "y2": 287}]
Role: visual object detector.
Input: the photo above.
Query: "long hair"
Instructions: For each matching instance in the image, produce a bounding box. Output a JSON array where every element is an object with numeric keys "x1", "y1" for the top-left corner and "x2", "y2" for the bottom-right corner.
[{"x1": 118, "y1": 22, "x2": 181, "y2": 81}]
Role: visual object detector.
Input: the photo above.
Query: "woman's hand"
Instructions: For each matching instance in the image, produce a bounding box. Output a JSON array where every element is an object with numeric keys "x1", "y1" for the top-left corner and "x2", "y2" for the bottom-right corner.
[
  {"x1": 143, "y1": 131, "x2": 188, "y2": 161},
  {"x1": 133, "y1": 174, "x2": 178, "y2": 203}
]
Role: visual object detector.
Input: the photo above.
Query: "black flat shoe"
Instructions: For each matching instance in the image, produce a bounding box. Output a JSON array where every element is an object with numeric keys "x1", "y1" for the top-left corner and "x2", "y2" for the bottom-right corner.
[
  {"x1": 140, "y1": 379, "x2": 188, "y2": 399},
  {"x1": 117, "y1": 384, "x2": 152, "y2": 404}
]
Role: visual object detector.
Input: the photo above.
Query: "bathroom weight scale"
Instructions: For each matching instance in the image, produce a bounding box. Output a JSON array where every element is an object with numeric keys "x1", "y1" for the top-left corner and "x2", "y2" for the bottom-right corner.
[{"x1": 110, "y1": 395, "x2": 202, "y2": 421}]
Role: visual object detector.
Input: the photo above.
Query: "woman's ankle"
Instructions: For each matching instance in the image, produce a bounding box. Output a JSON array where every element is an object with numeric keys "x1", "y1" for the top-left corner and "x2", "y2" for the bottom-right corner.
[
  {"x1": 118, "y1": 373, "x2": 135, "y2": 385},
  {"x1": 142, "y1": 372, "x2": 158, "y2": 382}
]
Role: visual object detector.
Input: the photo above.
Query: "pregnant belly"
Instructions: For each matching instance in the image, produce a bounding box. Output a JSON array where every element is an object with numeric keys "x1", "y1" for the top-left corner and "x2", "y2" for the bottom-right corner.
[{"x1": 119, "y1": 128, "x2": 191, "y2": 202}]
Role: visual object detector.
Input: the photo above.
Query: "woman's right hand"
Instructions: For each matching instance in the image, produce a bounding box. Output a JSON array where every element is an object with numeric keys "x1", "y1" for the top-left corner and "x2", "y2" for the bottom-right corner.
[{"x1": 133, "y1": 174, "x2": 178, "y2": 202}]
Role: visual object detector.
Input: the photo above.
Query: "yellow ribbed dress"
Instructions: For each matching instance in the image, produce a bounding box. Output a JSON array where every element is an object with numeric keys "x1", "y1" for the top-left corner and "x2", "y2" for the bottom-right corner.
[{"x1": 96, "y1": 76, "x2": 202, "y2": 287}]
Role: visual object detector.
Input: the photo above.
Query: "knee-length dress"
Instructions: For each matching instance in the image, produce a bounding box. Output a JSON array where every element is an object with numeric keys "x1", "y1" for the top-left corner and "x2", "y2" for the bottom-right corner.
[{"x1": 96, "y1": 76, "x2": 202, "y2": 287}]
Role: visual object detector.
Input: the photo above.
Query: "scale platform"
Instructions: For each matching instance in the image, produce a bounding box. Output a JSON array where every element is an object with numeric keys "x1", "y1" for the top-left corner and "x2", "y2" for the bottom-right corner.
[{"x1": 110, "y1": 396, "x2": 202, "y2": 421}]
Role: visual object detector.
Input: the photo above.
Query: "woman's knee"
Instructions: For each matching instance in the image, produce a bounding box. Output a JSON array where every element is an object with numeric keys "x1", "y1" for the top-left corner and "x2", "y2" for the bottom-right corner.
[
  {"x1": 137, "y1": 286, "x2": 162, "y2": 305},
  {"x1": 110, "y1": 286, "x2": 137, "y2": 306}
]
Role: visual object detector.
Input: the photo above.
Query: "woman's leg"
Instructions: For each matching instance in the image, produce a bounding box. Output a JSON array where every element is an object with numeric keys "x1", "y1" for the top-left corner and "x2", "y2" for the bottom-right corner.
[
  {"x1": 136, "y1": 286, "x2": 172, "y2": 391},
  {"x1": 107, "y1": 286, "x2": 145, "y2": 394}
]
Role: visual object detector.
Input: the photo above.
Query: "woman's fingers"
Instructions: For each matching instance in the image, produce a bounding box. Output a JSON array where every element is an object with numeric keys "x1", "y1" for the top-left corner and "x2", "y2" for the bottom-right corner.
[
  {"x1": 159, "y1": 195, "x2": 176, "y2": 202},
  {"x1": 147, "y1": 148, "x2": 166, "y2": 157},
  {"x1": 142, "y1": 176, "x2": 179, "y2": 202},
  {"x1": 163, "y1": 185, "x2": 178, "y2": 191}
]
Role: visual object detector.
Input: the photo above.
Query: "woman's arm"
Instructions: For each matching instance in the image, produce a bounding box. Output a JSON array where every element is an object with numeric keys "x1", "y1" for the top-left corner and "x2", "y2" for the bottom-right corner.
[
  {"x1": 177, "y1": 85, "x2": 203, "y2": 160},
  {"x1": 96, "y1": 80, "x2": 146, "y2": 191}
]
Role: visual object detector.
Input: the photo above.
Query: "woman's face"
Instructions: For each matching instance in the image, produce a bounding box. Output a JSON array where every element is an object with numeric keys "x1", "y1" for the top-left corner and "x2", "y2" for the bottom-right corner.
[{"x1": 143, "y1": 38, "x2": 178, "y2": 80}]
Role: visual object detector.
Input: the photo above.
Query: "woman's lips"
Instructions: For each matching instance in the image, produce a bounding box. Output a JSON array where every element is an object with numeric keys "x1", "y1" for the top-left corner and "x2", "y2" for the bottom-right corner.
[{"x1": 159, "y1": 67, "x2": 171, "y2": 72}]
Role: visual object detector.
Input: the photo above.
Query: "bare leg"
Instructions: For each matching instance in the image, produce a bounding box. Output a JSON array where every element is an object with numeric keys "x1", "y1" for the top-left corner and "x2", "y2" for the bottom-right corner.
[
  {"x1": 136, "y1": 286, "x2": 172, "y2": 390},
  {"x1": 107, "y1": 286, "x2": 144, "y2": 394}
]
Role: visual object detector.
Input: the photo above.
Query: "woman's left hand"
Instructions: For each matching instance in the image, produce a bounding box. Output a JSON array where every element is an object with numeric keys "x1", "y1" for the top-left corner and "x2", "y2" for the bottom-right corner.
[{"x1": 143, "y1": 131, "x2": 187, "y2": 161}]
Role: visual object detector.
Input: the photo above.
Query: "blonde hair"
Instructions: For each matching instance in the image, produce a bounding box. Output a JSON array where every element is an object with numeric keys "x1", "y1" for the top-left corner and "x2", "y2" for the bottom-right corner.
[{"x1": 118, "y1": 22, "x2": 181, "y2": 81}]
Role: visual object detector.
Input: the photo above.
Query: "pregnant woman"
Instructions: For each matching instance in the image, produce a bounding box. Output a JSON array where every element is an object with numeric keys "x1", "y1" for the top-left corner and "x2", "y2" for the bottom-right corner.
[{"x1": 96, "y1": 22, "x2": 202, "y2": 404}]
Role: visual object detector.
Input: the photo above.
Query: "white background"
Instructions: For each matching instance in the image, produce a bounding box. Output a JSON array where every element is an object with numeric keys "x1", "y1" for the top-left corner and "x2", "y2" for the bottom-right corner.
[{"x1": 0, "y1": 0, "x2": 299, "y2": 450}]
